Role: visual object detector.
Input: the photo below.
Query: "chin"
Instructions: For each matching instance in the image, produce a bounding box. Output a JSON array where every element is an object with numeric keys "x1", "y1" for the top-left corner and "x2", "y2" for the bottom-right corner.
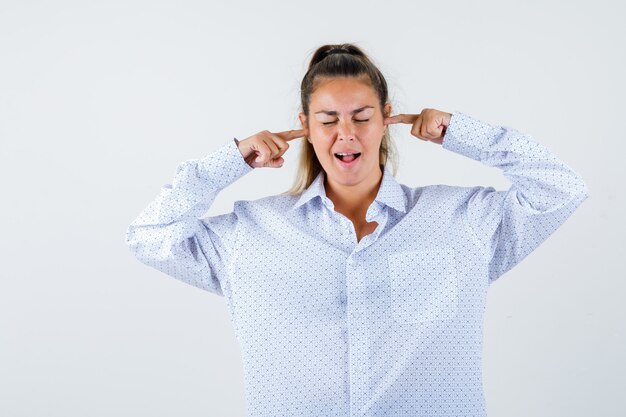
[{"x1": 325, "y1": 168, "x2": 366, "y2": 185}]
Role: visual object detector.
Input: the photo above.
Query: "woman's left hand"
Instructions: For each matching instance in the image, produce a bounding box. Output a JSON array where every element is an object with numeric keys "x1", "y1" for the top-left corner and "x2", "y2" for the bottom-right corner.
[{"x1": 384, "y1": 108, "x2": 452, "y2": 145}]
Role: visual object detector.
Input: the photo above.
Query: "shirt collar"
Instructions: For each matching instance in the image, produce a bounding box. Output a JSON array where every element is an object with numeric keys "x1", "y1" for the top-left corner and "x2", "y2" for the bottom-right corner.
[{"x1": 291, "y1": 165, "x2": 407, "y2": 213}]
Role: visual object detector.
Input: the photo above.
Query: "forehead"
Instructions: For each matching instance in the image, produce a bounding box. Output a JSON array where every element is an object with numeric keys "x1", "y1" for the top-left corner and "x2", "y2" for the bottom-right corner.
[{"x1": 310, "y1": 77, "x2": 378, "y2": 109}]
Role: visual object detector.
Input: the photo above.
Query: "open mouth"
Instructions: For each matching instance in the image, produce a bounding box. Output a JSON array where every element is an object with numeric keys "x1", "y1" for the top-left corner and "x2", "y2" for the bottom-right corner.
[{"x1": 334, "y1": 152, "x2": 361, "y2": 162}]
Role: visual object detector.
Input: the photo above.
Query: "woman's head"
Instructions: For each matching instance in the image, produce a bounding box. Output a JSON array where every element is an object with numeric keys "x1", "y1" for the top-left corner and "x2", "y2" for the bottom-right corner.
[{"x1": 286, "y1": 43, "x2": 398, "y2": 195}]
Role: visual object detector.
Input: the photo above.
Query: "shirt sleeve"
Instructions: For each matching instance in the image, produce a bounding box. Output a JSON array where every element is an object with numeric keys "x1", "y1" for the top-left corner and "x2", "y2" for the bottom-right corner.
[
  {"x1": 125, "y1": 137, "x2": 254, "y2": 295},
  {"x1": 442, "y1": 111, "x2": 590, "y2": 284}
]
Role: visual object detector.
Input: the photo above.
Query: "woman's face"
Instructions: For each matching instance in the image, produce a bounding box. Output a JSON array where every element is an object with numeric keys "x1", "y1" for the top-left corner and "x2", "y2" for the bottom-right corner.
[{"x1": 299, "y1": 76, "x2": 391, "y2": 192}]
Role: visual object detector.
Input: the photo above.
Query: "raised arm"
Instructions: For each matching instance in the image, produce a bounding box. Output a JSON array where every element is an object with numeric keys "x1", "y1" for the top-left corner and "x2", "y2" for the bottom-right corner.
[
  {"x1": 385, "y1": 108, "x2": 590, "y2": 284},
  {"x1": 124, "y1": 138, "x2": 254, "y2": 295},
  {"x1": 125, "y1": 127, "x2": 305, "y2": 295},
  {"x1": 441, "y1": 111, "x2": 590, "y2": 283}
]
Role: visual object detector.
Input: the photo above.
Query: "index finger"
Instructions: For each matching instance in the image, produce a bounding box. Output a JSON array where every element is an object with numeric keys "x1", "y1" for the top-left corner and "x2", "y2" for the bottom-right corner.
[
  {"x1": 274, "y1": 128, "x2": 308, "y2": 141},
  {"x1": 384, "y1": 114, "x2": 420, "y2": 125}
]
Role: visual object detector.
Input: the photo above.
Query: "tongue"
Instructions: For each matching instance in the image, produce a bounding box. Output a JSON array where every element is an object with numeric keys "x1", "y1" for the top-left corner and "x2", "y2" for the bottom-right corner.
[{"x1": 342, "y1": 154, "x2": 357, "y2": 162}]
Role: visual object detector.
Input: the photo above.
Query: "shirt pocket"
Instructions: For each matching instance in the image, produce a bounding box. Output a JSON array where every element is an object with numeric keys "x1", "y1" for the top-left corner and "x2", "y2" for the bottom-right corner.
[{"x1": 387, "y1": 247, "x2": 459, "y2": 325}]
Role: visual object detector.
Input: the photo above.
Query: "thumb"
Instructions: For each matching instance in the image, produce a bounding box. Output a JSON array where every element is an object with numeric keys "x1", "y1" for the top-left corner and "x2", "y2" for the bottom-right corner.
[{"x1": 265, "y1": 157, "x2": 285, "y2": 168}]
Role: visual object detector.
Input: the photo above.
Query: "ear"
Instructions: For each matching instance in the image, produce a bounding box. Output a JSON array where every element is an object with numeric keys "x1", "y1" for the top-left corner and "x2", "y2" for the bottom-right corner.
[
  {"x1": 298, "y1": 112, "x2": 311, "y2": 143},
  {"x1": 383, "y1": 102, "x2": 392, "y2": 118},
  {"x1": 298, "y1": 112, "x2": 307, "y2": 128}
]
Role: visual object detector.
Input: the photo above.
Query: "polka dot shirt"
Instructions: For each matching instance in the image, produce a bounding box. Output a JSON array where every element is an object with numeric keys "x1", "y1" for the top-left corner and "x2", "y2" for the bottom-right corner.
[{"x1": 126, "y1": 111, "x2": 590, "y2": 416}]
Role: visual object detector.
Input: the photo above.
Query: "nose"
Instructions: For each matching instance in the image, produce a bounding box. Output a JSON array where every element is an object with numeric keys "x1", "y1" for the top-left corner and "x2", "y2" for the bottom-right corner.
[{"x1": 337, "y1": 120, "x2": 355, "y2": 141}]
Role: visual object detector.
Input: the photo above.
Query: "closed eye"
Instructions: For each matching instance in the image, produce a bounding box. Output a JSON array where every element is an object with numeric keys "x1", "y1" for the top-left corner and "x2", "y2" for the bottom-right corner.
[{"x1": 322, "y1": 119, "x2": 369, "y2": 125}]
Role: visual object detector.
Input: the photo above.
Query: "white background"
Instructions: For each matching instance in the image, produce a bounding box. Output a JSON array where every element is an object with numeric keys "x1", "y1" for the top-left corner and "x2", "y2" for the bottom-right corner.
[{"x1": 0, "y1": 0, "x2": 622, "y2": 416}]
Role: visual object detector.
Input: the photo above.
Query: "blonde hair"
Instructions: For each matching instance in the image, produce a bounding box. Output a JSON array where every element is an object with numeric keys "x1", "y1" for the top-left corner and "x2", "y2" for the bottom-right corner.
[{"x1": 284, "y1": 43, "x2": 398, "y2": 195}]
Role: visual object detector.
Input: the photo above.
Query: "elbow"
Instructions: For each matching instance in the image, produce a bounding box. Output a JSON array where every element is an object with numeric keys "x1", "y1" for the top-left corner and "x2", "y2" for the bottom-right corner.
[
  {"x1": 566, "y1": 175, "x2": 590, "y2": 212},
  {"x1": 125, "y1": 224, "x2": 145, "y2": 257},
  {"x1": 574, "y1": 173, "x2": 591, "y2": 200},
  {"x1": 561, "y1": 166, "x2": 590, "y2": 202},
  {"x1": 125, "y1": 224, "x2": 136, "y2": 249},
  {"x1": 581, "y1": 181, "x2": 591, "y2": 199}
]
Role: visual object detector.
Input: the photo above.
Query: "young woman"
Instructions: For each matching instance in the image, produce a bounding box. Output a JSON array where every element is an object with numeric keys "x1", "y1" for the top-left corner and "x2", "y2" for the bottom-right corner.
[{"x1": 126, "y1": 43, "x2": 589, "y2": 416}]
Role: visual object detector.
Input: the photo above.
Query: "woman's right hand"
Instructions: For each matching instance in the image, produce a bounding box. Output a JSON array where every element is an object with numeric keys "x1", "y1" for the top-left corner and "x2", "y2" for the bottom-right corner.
[{"x1": 236, "y1": 128, "x2": 308, "y2": 168}]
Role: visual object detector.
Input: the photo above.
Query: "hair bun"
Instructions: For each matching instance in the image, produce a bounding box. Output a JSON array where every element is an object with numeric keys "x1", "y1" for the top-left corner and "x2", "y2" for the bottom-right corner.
[{"x1": 324, "y1": 48, "x2": 351, "y2": 57}]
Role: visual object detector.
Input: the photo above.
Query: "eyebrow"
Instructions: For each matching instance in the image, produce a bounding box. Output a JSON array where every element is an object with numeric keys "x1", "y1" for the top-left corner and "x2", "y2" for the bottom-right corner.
[{"x1": 314, "y1": 105, "x2": 374, "y2": 116}]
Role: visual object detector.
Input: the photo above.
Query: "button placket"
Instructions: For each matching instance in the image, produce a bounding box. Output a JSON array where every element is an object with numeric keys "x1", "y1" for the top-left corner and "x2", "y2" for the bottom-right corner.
[
  {"x1": 336, "y1": 216, "x2": 353, "y2": 240},
  {"x1": 345, "y1": 255, "x2": 357, "y2": 299}
]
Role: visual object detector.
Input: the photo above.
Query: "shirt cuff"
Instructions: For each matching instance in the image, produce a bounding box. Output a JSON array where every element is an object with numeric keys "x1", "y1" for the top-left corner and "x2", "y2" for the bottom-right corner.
[
  {"x1": 442, "y1": 111, "x2": 504, "y2": 161},
  {"x1": 195, "y1": 137, "x2": 254, "y2": 189}
]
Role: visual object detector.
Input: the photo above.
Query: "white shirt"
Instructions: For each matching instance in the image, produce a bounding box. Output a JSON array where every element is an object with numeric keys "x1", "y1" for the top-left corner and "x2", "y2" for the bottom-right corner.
[{"x1": 126, "y1": 111, "x2": 589, "y2": 416}]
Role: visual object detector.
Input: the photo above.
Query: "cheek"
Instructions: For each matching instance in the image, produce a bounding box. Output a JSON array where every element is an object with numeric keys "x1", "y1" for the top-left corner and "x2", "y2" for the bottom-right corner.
[
  {"x1": 310, "y1": 140, "x2": 333, "y2": 161},
  {"x1": 362, "y1": 122, "x2": 383, "y2": 136},
  {"x1": 362, "y1": 126, "x2": 384, "y2": 150},
  {"x1": 310, "y1": 135, "x2": 334, "y2": 150}
]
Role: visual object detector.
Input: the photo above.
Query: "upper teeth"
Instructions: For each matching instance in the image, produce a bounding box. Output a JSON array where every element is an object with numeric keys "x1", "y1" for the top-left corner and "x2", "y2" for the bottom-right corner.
[{"x1": 336, "y1": 152, "x2": 355, "y2": 155}]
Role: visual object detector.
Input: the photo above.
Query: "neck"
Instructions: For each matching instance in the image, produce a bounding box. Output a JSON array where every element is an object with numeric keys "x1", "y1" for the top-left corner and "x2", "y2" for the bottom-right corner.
[{"x1": 324, "y1": 167, "x2": 383, "y2": 217}]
